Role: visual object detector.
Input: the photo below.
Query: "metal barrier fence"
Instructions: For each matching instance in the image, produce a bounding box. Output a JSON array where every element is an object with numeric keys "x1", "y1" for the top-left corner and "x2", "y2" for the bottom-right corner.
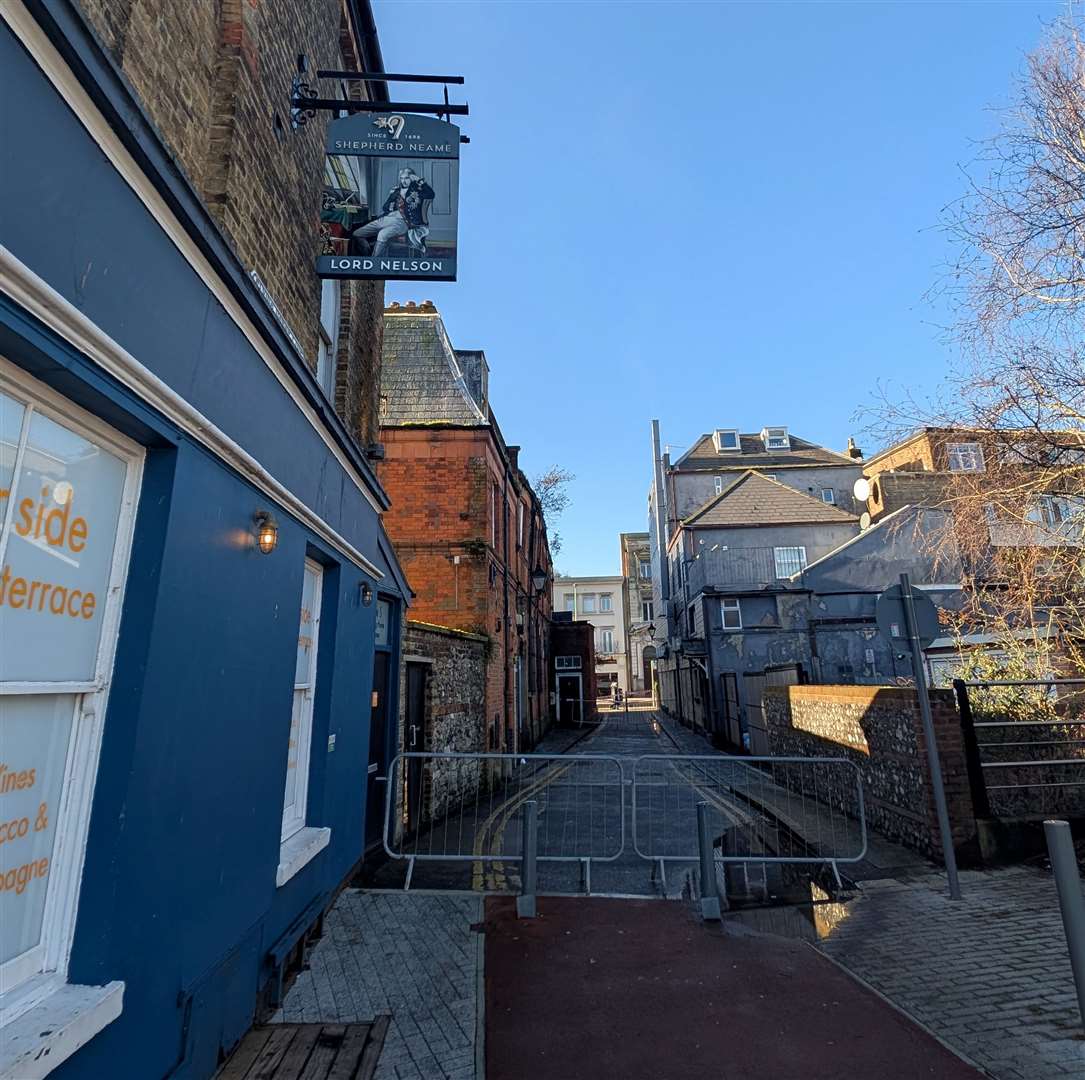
[
  {"x1": 954, "y1": 678, "x2": 1085, "y2": 820},
  {"x1": 384, "y1": 751, "x2": 867, "y2": 902},
  {"x1": 631, "y1": 755, "x2": 867, "y2": 869},
  {"x1": 383, "y1": 752, "x2": 625, "y2": 886}
]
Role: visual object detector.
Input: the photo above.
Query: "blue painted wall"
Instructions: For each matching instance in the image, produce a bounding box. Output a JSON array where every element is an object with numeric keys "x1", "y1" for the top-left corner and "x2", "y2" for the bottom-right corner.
[{"x1": 2, "y1": 21, "x2": 405, "y2": 1080}]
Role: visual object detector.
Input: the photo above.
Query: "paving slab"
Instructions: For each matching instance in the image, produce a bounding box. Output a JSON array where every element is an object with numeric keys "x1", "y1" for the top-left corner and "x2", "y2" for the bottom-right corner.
[
  {"x1": 819, "y1": 866, "x2": 1085, "y2": 1079},
  {"x1": 483, "y1": 894, "x2": 984, "y2": 1080},
  {"x1": 277, "y1": 890, "x2": 482, "y2": 1080}
]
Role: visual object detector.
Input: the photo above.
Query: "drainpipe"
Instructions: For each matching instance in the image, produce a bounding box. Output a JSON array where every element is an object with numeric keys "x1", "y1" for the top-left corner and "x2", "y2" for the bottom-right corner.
[
  {"x1": 502, "y1": 465, "x2": 512, "y2": 753},
  {"x1": 651, "y1": 420, "x2": 670, "y2": 606}
]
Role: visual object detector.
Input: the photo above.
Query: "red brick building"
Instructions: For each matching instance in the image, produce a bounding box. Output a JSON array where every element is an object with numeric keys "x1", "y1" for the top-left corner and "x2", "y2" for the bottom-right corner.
[{"x1": 378, "y1": 302, "x2": 554, "y2": 751}]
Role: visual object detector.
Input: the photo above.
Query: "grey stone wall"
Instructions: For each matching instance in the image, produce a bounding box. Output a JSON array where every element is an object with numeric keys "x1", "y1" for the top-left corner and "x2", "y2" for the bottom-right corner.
[
  {"x1": 763, "y1": 685, "x2": 977, "y2": 861},
  {"x1": 402, "y1": 621, "x2": 489, "y2": 825}
]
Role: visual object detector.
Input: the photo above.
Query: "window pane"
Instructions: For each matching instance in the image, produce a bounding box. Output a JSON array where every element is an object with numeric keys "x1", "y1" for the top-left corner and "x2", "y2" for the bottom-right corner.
[
  {"x1": 600, "y1": 594, "x2": 612, "y2": 612},
  {"x1": 295, "y1": 563, "x2": 320, "y2": 686},
  {"x1": 0, "y1": 694, "x2": 75, "y2": 967},
  {"x1": 774, "y1": 547, "x2": 807, "y2": 578},
  {"x1": 0, "y1": 391, "x2": 26, "y2": 498},
  {"x1": 2, "y1": 408, "x2": 128, "y2": 683},
  {"x1": 282, "y1": 688, "x2": 306, "y2": 822},
  {"x1": 582, "y1": 596, "x2": 596, "y2": 613}
]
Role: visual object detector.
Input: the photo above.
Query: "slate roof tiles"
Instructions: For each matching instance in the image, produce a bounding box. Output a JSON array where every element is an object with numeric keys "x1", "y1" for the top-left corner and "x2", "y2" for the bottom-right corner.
[{"x1": 684, "y1": 470, "x2": 859, "y2": 527}]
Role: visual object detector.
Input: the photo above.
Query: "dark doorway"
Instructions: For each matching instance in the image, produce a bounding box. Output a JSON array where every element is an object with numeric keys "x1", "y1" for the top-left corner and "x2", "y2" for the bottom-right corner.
[
  {"x1": 721, "y1": 672, "x2": 742, "y2": 748},
  {"x1": 366, "y1": 651, "x2": 391, "y2": 849},
  {"x1": 641, "y1": 646, "x2": 657, "y2": 692},
  {"x1": 404, "y1": 662, "x2": 427, "y2": 835},
  {"x1": 557, "y1": 674, "x2": 582, "y2": 726}
]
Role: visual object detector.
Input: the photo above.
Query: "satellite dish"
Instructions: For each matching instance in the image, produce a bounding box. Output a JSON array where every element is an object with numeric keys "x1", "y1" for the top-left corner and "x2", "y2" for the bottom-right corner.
[
  {"x1": 859, "y1": 512, "x2": 871, "y2": 530},
  {"x1": 853, "y1": 477, "x2": 871, "y2": 501}
]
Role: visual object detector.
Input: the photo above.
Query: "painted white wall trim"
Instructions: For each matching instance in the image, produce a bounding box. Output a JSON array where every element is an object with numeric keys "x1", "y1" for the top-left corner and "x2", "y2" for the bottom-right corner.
[
  {"x1": 0, "y1": 1, "x2": 384, "y2": 519},
  {"x1": 0, "y1": 981, "x2": 123, "y2": 1080},
  {"x1": 276, "y1": 826, "x2": 331, "y2": 888},
  {"x1": 0, "y1": 251, "x2": 384, "y2": 581}
]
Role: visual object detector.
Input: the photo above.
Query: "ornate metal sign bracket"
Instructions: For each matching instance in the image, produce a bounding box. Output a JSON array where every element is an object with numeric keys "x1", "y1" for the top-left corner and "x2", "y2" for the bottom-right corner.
[{"x1": 291, "y1": 55, "x2": 469, "y2": 134}]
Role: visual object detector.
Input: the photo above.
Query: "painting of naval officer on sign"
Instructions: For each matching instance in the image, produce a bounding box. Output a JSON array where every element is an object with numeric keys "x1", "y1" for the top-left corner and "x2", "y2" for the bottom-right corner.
[{"x1": 320, "y1": 151, "x2": 458, "y2": 263}]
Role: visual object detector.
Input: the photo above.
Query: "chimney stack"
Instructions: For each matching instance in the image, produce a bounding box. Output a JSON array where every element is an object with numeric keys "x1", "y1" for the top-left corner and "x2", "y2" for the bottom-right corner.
[{"x1": 846, "y1": 437, "x2": 863, "y2": 460}]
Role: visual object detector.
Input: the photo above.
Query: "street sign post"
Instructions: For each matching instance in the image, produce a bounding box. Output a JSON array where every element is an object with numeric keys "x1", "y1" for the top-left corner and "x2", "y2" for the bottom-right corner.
[{"x1": 878, "y1": 575, "x2": 962, "y2": 899}]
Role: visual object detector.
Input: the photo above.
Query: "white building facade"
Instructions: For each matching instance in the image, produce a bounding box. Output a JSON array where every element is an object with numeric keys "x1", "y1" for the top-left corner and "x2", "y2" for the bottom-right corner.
[{"x1": 552, "y1": 575, "x2": 629, "y2": 696}]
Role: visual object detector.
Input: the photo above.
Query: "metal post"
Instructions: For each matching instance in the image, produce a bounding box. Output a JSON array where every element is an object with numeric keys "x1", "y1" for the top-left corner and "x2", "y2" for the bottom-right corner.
[
  {"x1": 516, "y1": 799, "x2": 538, "y2": 918},
  {"x1": 697, "y1": 801, "x2": 722, "y2": 921},
  {"x1": 900, "y1": 573, "x2": 962, "y2": 900},
  {"x1": 1045, "y1": 820, "x2": 1085, "y2": 1027}
]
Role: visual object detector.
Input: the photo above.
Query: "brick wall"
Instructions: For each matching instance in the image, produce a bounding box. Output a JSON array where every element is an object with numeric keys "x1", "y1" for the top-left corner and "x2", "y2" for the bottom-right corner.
[
  {"x1": 867, "y1": 471, "x2": 950, "y2": 520},
  {"x1": 379, "y1": 426, "x2": 554, "y2": 752},
  {"x1": 763, "y1": 685, "x2": 978, "y2": 861},
  {"x1": 76, "y1": 0, "x2": 385, "y2": 448}
]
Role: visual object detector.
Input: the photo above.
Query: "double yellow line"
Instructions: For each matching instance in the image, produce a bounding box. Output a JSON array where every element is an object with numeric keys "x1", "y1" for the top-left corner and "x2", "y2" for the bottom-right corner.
[{"x1": 471, "y1": 715, "x2": 611, "y2": 891}]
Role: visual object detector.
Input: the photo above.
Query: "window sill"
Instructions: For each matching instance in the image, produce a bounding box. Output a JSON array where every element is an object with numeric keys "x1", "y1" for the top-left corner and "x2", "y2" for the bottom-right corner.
[
  {"x1": 0, "y1": 980, "x2": 123, "y2": 1080},
  {"x1": 276, "y1": 826, "x2": 331, "y2": 887}
]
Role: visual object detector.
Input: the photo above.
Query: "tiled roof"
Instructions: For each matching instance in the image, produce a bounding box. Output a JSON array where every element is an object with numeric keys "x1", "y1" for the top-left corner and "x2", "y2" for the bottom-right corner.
[
  {"x1": 675, "y1": 432, "x2": 853, "y2": 470},
  {"x1": 684, "y1": 471, "x2": 859, "y2": 527},
  {"x1": 380, "y1": 309, "x2": 487, "y2": 426}
]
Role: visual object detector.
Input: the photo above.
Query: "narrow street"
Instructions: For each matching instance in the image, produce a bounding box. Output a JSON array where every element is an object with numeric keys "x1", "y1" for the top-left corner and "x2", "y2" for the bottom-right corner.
[{"x1": 367, "y1": 701, "x2": 912, "y2": 902}]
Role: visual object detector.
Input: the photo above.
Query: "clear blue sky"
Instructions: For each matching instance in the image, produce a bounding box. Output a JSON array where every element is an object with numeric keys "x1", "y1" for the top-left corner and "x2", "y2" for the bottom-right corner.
[{"x1": 375, "y1": 0, "x2": 1058, "y2": 576}]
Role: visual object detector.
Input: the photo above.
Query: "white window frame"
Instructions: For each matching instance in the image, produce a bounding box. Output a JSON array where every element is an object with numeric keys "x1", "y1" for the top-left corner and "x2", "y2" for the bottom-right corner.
[
  {"x1": 598, "y1": 629, "x2": 615, "y2": 655},
  {"x1": 820, "y1": 487, "x2": 836, "y2": 504},
  {"x1": 720, "y1": 597, "x2": 742, "y2": 630},
  {"x1": 642, "y1": 600, "x2": 654, "y2": 621},
  {"x1": 581, "y1": 594, "x2": 597, "y2": 614},
  {"x1": 762, "y1": 427, "x2": 790, "y2": 450},
  {"x1": 947, "y1": 442, "x2": 985, "y2": 473},
  {"x1": 282, "y1": 559, "x2": 322, "y2": 845},
  {"x1": 599, "y1": 593, "x2": 613, "y2": 613},
  {"x1": 714, "y1": 475, "x2": 723, "y2": 495},
  {"x1": 517, "y1": 501, "x2": 524, "y2": 548},
  {"x1": 563, "y1": 593, "x2": 575, "y2": 611},
  {"x1": 0, "y1": 358, "x2": 143, "y2": 1028},
  {"x1": 638, "y1": 560, "x2": 651, "y2": 580},
  {"x1": 773, "y1": 546, "x2": 807, "y2": 578},
  {"x1": 315, "y1": 279, "x2": 340, "y2": 400},
  {"x1": 713, "y1": 429, "x2": 740, "y2": 453}
]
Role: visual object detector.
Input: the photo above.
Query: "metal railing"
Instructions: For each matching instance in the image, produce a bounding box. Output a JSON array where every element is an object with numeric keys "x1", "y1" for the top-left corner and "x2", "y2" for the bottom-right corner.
[
  {"x1": 382, "y1": 750, "x2": 869, "y2": 907},
  {"x1": 383, "y1": 752, "x2": 625, "y2": 886},
  {"x1": 685, "y1": 545, "x2": 788, "y2": 595},
  {"x1": 631, "y1": 755, "x2": 867, "y2": 868},
  {"x1": 953, "y1": 678, "x2": 1085, "y2": 820}
]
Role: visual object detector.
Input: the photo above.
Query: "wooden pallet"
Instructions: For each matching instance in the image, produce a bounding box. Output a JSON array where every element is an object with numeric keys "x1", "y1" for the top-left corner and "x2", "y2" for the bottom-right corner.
[{"x1": 216, "y1": 1018, "x2": 390, "y2": 1080}]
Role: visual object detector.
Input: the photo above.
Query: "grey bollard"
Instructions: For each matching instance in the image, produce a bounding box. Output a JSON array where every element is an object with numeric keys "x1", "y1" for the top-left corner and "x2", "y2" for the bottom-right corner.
[
  {"x1": 517, "y1": 800, "x2": 538, "y2": 918},
  {"x1": 1045, "y1": 820, "x2": 1085, "y2": 1026},
  {"x1": 697, "y1": 801, "x2": 722, "y2": 921}
]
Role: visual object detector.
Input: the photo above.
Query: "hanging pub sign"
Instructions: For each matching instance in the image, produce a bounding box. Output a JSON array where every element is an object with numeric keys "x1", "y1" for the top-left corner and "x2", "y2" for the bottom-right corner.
[{"x1": 316, "y1": 112, "x2": 460, "y2": 282}]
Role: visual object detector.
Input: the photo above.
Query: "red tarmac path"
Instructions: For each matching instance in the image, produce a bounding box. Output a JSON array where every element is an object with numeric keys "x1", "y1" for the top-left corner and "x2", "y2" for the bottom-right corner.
[{"x1": 484, "y1": 896, "x2": 984, "y2": 1080}]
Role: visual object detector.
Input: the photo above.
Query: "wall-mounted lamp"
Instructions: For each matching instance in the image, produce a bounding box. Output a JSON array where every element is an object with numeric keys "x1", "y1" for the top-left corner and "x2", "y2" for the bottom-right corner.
[
  {"x1": 253, "y1": 510, "x2": 279, "y2": 554},
  {"x1": 531, "y1": 568, "x2": 548, "y2": 594},
  {"x1": 360, "y1": 582, "x2": 373, "y2": 606}
]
